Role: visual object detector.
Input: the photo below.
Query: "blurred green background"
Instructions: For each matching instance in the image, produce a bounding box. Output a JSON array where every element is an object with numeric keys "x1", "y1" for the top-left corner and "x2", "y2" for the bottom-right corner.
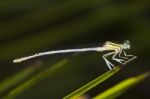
[{"x1": 0, "y1": 0, "x2": 150, "y2": 99}]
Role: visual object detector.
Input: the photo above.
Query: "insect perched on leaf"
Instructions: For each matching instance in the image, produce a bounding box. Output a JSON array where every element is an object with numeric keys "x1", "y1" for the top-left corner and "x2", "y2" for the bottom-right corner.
[{"x1": 13, "y1": 40, "x2": 136, "y2": 70}]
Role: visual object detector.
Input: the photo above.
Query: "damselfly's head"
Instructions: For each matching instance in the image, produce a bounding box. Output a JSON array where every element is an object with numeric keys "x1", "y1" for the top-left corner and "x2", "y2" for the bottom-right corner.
[{"x1": 123, "y1": 40, "x2": 130, "y2": 49}]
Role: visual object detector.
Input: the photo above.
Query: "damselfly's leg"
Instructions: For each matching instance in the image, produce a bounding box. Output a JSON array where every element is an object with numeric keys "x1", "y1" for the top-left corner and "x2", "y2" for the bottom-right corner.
[
  {"x1": 103, "y1": 52, "x2": 116, "y2": 70},
  {"x1": 112, "y1": 51, "x2": 125, "y2": 64},
  {"x1": 118, "y1": 48, "x2": 128, "y2": 59},
  {"x1": 123, "y1": 51, "x2": 134, "y2": 57}
]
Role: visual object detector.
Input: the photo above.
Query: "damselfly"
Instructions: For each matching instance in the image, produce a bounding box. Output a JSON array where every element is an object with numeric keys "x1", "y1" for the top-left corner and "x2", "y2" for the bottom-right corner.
[{"x1": 13, "y1": 40, "x2": 136, "y2": 70}]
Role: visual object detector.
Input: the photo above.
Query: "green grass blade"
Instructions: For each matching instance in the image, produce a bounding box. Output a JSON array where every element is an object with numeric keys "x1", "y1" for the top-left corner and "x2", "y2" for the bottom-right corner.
[
  {"x1": 0, "y1": 64, "x2": 39, "y2": 94},
  {"x1": 63, "y1": 66, "x2": 120, "y2": 99},
  {"x1": 3, "y1": 59, "x2": 69, "y2": 99},
  {"x1": 93, "y1": 72, "x2": 150, "y2": 99}
]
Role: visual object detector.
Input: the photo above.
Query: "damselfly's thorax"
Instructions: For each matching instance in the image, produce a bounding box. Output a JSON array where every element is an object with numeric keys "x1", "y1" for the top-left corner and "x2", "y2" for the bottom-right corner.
[
  {"x1": 102, "y1": 40, "x2": 131, "y2": 51},
  {"x1": 103, "y1": 41, "x2": 123, "y2": 51}
]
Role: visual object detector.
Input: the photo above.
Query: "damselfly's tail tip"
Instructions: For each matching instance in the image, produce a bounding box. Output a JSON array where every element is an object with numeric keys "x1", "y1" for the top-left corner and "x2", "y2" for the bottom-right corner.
[
  {"x1": 13, "y1": 59, "x2": 18, "y2": 63},
  {"x1": 13, "y1": 59, "x2": 21, "y2": 63}
]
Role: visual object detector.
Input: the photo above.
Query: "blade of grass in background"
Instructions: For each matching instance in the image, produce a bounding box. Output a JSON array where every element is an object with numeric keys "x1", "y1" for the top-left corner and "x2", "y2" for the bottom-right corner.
[
  {"x1": 63, "y1": 66, "x2": 120, "y2": 99},
  {"x1": 93, "y1": 72, "x2": 150, "y2": 99},
  {"x1": 0, "y1": 1, "x2": 149, "y2": 61},
  {"x1": 0, "y1": 0, "x2": 108, "y2": 40},
  {"x1": 0, "y1": 0, "x2": 50, "y2": 14},
  {"x1": 0, "y1": 63, "x2": 40, "y2": 94},
  {"x1": 3, "y1": 59, "x2": 69, "y2": 99}
]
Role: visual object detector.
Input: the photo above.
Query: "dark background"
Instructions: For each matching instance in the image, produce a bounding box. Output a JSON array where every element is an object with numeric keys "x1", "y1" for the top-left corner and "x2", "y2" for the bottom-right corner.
[{"x1": 0, "y1": 0, "x2": 150, "y2": 99}]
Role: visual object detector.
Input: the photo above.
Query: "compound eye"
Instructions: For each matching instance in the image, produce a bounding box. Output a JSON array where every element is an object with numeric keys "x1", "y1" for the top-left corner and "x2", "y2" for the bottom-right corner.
[{"x1": 124, "y1": 40, "x2": 130, "y2": 44}]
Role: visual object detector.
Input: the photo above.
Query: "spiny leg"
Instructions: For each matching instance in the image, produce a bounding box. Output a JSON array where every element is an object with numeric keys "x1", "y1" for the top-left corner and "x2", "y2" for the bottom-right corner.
[
  {"x1": 103, "y1": 52, "x2": 116, "y2": 70},
  {"x1": 118, "y1": 48, "x2": 128, "y2": 59},
  {"x1": 113, "y1": 50, "x2": 136, "y2": 65},
  {"x1": 112, "y1": 51, "x2": 125, "y2": 64},
  {"x1": 123, "y1": 51, "x2": 134, "y2": 57}
]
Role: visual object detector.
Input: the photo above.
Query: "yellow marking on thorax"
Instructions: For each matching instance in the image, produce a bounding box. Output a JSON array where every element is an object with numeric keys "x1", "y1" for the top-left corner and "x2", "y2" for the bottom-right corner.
[{"x1": 103, "y1": 41, "x2": 122, "y2": 51}]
